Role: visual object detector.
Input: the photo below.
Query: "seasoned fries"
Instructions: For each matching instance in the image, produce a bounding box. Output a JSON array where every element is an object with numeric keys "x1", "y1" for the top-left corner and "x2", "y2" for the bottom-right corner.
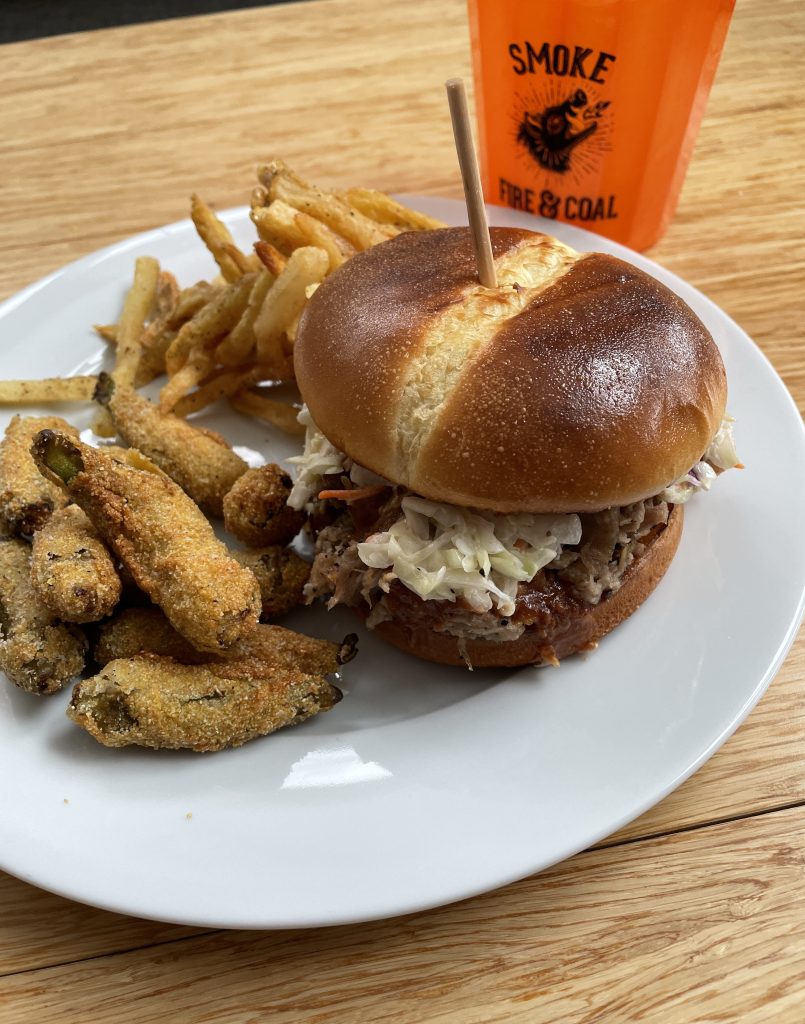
[
  {"x1": 113, "y1": 256, "x2": 161, "y2": 390},
  {"x1": 342, "y1": 187, "x2": 445, "y2": 231},
  {"x1": 253, "y1": 246, "x2": 329, "y2": 362},
  {"x1": 164, "y1": 272, "x2": 255, "y2": 377},
  {"x1": 0, "y1": 377, "x2": 98, "y2": 404},
  {"x1": 229, "y1": 387, "x2": 304, "y2": 435},
  {"x1": 190, "y1": 194, "x2": 256, "y2": 283}
]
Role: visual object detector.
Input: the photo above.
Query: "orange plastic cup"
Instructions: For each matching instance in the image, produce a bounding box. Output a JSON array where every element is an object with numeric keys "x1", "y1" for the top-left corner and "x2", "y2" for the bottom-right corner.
[{"x1": 467, "y1": 0, "x2": 735, "y2": 251}]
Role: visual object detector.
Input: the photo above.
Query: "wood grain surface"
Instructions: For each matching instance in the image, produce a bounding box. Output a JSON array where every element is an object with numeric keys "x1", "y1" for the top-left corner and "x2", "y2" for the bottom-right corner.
[{"x1": 1, "y1": 0, "x2": 804, "y2": 1020}]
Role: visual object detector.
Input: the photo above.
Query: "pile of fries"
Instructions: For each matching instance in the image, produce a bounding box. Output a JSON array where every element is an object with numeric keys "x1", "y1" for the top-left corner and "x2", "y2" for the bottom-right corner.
[{"x1": 86, "y1": 160, "x2": 442, "y2": 435}]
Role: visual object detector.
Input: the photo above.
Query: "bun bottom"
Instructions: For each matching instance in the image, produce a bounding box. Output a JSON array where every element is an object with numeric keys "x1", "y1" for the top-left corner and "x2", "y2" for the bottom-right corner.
[{"x1": 366, "y1": 505, "x2": 683, "y2": 669}]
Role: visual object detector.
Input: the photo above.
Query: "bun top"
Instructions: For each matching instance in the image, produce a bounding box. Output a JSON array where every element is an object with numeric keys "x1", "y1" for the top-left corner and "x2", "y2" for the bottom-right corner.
[{"x1": 294, "y1": 227, "x2": 727, "y2": 513}]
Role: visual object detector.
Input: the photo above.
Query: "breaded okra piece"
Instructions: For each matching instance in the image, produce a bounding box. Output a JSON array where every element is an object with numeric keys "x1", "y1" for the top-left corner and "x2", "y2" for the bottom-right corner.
[
  {"x1": 233, "y1": 546, "x2": 309, "y2": 619},
  {"x1": 0, "y1": 416, "x2": 78, "y2": 536},
  {"x1": 68, "y1": 654, "x2": 343, "y2": 751},
  {"x1": 93, "y1": 605, "x2": 357, "y2": 674},
  {"x1": 32, "y1": 431, "x2": 260, "y2": 653},
  {"x1": 30, "y1": 505, "x2": 122, "y2": 623},
  {"x1": 223, "y1": 464, "x2": 305, "y2": 546},
  {"x1": 0, "y1": 539, "x2": 86, "y2": 694},
  {"x1": 94, "y1": 372, "x2": 246, "y2": 516}
]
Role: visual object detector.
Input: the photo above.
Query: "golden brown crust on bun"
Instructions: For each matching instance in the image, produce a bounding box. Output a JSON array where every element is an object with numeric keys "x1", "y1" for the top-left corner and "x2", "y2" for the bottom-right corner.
[
  {"x1": 366, "y1": 504, "x2": 683, "y2": 668},
  {"x1": 295, "y1": 228, "x2": 726, "y2": 513}
]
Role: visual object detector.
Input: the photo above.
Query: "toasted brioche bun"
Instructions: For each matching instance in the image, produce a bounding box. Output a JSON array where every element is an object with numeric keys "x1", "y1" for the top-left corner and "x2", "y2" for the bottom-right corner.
[
  {"x1": 295, "y1": 228, "x2": 726, "y2": 513},
  {"x1": 361, "y1": 504, "x2": 683, "y2": 668}
]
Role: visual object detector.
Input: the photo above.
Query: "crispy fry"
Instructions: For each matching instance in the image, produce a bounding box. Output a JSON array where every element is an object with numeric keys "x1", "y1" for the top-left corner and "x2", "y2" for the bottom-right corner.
[
  {"x1": 0, "y1": 415, "x2": 78, "y2": 536},
  {"x1": 68, "y1": 653, "x2": 342, "y2": 751},
  {"x1": 112, "y1": 256, "x2": 161, "y2": 390},
  {"x1": 171, "y1": 368, "x2": 253, "y2": 417},
  {"x1": 233, "y1": 547, "x2": 310, "y2": 619},
  {"x1": 253, "y1": 246, "x2": 328, "y2": 362},
  {"x1": 0, "y1": 539, "x2": 86, "y2": 694},
  {"x1": 30, "y1": 505, "x2": 121, "y2": 623},
  {"x1": 252, "y1": 240, "x2": 287, "y2": 276},
  {"x1": 168, "y1": 281, "x2": 218, "y2": 328},
  {"x1": 94, "y1": 373, "x2": 246, "y2": 516},
  {"x1": 229, "y1": 388, "x2": 303, "y2": 434},
  {"x1": 257, "y1": 161, "x2": 396, "y2": 250},
  {"x1": 124, "y1": 269, "x2": 182, "y2": 386},
  {"x1": 94, "y1": 324, "x2": 118, "y2": 344},
  {"x1": 191, "y1": 194, "x2": 252, "y2": 284},
  {"x1": 94, "y1": 609, "x2": 353, "y2": 673},
  {"x1": 252, "y1": 201, "x2": 355, "y2": 271},
  {"x1": 159, "y1": 344, "x2": 217, "y2": 414},
  {"x1": 0, "y1": 378, "x2": 98, "y2": 404},
  {"x1": 31, "y1": 432, "x2": 260, "y2": 652},
  {"x1": 223, "y1": 464, "x2": 304, "y2": 547},
  {"x1": 342, "y1": 188, "x2": 446, "y2": 231},
  {"x1": 215, "y1": 269, "x2": 274, "y2": 368},
  {"x1": 165, "y1": 272, "x2": 255, "y2": 376}
]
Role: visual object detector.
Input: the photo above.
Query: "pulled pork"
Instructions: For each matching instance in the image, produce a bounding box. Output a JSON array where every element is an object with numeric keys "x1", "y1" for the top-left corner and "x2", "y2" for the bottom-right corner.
[{"x1": 305, "y1": 493, "x2": 670, "y2": 646}]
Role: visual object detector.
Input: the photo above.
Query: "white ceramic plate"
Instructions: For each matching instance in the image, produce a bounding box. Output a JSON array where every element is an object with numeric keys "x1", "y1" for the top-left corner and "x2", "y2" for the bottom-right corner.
[{"x1": 1, "y1": 198, "x2": 804, "y2": 929}]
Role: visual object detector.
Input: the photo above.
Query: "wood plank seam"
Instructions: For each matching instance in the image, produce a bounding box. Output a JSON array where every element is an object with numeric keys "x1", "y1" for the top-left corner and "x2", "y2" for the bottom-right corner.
[{"x1": 4, "y1": 796, "x2": 804, "y2": 980}]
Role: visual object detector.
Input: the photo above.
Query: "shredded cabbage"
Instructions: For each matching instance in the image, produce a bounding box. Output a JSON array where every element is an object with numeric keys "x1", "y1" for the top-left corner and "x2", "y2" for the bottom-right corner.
[
  {"x1": 705, "y1": 415, "x2": 739, "y2": 470},
  {"x1": 287, "y1": 408, "x2": 346, "y2": 510},
  {"x1": 661, "y1": 415, "x2": 738, "y2": 504},
  {"x1": 357, "y1": 496, "x2": 581, "y2": 617}
]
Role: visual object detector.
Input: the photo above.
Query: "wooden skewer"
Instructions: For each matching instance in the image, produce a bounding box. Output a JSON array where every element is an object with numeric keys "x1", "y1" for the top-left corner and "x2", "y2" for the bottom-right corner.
[{"x1": 445, "y1": 77, "x2": 497, "y2": 289}]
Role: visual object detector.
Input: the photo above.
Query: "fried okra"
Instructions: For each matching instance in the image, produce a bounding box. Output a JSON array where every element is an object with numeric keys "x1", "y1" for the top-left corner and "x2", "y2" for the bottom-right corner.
[
  {"x1": 93, "y1": 605, "x2": 357, "y2": 674},
  {"x1": 30, "y1": 505, "x2": 122, "y2": 623},
  {"x1": 32, "y1": 431, "x2": 260, "y2": 653},
  {"x1": 69, "y1": 654, "x2": 342, "y2": 752},
  {"x1": 0, "y1": 415, "x2": 78, "y2": 536},
  {"x1": 223, "y1": 464, "x2": 305, "y2": 547},
  {"x1": 94, "y1": 372, "x2": 247, "y2": 516},
  {"x1": 233, "y1": 546, "x2": 309, "y2": 619},
  {"x1": 0, "y1": 539, "x2": 86, "y2": 694}
]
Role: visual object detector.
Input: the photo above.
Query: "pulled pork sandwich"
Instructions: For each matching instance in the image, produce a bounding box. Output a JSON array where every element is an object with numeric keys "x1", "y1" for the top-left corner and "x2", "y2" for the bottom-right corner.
[{"x1": 289, "y1": 227, "x2": 738, "y2": 668}]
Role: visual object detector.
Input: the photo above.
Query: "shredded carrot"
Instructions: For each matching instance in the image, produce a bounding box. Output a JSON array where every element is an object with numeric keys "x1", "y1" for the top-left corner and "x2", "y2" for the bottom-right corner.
[
  {"x1": 318, "y1": 485, "x2": 388, "y2": 502},
  {"x1": 735, "y1": 462, "x2": 745, "y2": 470}
]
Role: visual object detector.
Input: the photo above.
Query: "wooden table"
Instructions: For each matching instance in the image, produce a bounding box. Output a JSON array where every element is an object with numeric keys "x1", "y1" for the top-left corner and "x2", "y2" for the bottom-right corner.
[{"x1": 2, "y1": 0, "x2": 804, "y2": 1019}]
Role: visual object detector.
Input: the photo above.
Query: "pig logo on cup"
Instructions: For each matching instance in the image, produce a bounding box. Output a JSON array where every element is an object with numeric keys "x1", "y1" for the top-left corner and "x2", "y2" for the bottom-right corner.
[{"x1": 517, "y1": 89, "x2": 610, "y2": 173}]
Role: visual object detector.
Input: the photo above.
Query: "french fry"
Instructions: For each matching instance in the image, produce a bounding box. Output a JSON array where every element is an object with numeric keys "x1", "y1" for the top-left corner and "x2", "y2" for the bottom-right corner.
[
  {"x1": 343, "y1": 187, "x2": 446, "y2": 232},
  {"x1": 0, "y1": 377, "x2": 98, "y2": 404},
  {"x1": 257, "y1": 162, "x2": 396, "y2": 250},
  {"x1": 191, "y1": 194, "x2": 253, "y2": 284},
  {"x1": 171, "y1": 364, "x2": 275, "y2": 418},
  {"x1": 230, "y1": 388, "x2": 305, "y2": 436},
  {"x1": 165, "y1": 273, "x2": 255, "y2": 376},
  {"x1": 94, "y1": 324, "x2": 118, "y2": 344},
  {"x1": 113, "y1": 256, "x2": 160, "y2": 391},
  {"x1": 252, "y1": 200, "x2": 355, "y2": 270},
  {"x1": 215, "y1": 270, "x2": 274, "y2": 368},
  {"x1": 168, "y1": 281, "x2": 218, "y2": 329},
  {"x1": 253, "y1": 247, "x2": 329, "y2": 363},
  {"x1": 159, "y1": 345, "x2": 217, "y2": 414},
  {"x1": 253, "y1": 240, "x2": 287, "y2": 276}
]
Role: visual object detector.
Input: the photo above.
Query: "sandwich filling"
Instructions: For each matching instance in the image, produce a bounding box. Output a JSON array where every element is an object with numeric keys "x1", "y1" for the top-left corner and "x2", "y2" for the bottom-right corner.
[{"x1": 288, "y1": 408, "x2": 738, "y2": 645}]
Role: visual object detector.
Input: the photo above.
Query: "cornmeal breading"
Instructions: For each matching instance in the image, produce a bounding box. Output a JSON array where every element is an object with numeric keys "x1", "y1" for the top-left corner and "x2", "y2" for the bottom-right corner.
[
  {"x1": 94, "y1": 373, "x2": 247, "y2": 516},
  {"x1": 233, "y1": 546, "x2": 309, "y2": 619},
  {"x1": 94, "y1": 606, "x2": 357, "y2": 675},
  {"x1": 69, "y1": 653, "x2": 342, "y2": 751},
  {"x1": 0, "y1": 415, "x2": 78, "y2": 536},
  {"x1": 32, "y1": 431, "x2": 260, "y2": 652},
  {"x1": 223, "y1": 464, "x2": 304, "y2": 546},
  {"x1": 30, "y1": 505, "x2": 121, "y2": 623},
  {"x1": 0, "y1": 538, "x2": 86, "y2": 694}
]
